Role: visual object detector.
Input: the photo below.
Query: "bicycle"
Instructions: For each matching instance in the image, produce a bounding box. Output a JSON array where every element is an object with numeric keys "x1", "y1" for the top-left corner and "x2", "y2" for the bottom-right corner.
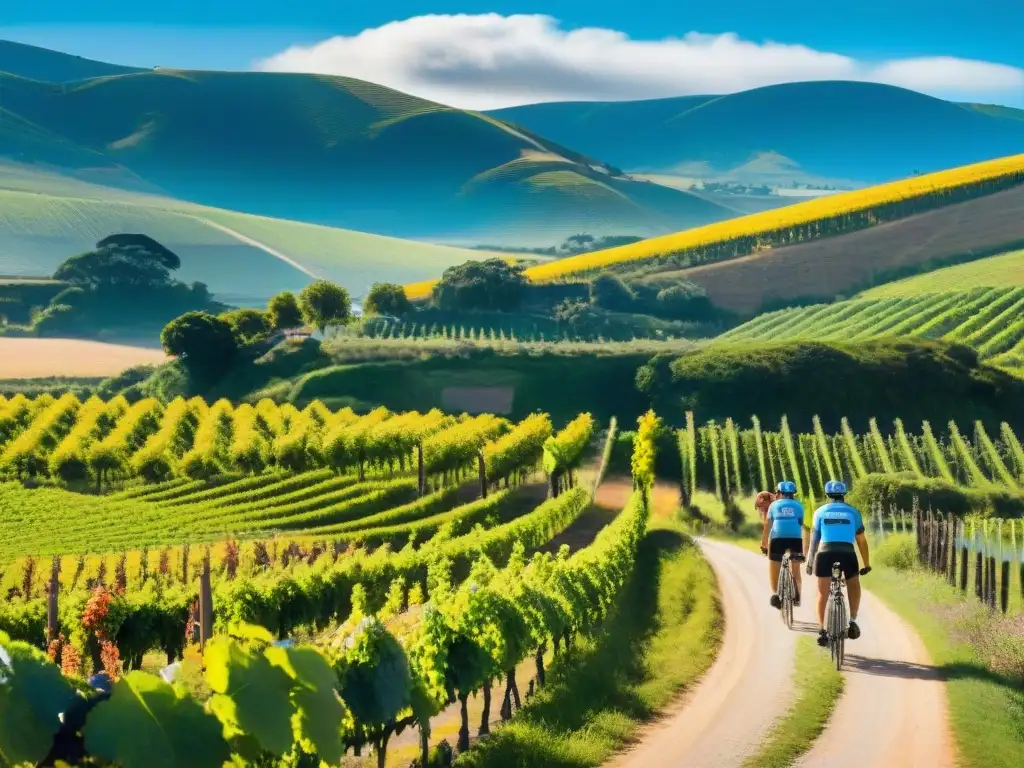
[
  {"x1": 777, "y1": 550, "x2": 803, "y2": 630},
  {"x1": 826, "y1": 562, "x2": 847, "y2": 669},
  {"x1": 825, "y1": 562, "x2": 872, "y2": 670}
]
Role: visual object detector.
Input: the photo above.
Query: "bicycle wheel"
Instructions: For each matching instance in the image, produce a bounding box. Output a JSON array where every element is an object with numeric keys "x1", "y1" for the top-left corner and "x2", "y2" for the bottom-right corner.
[
  {"x1": 778, "y1": 565, "x2": 793, "y2": 629},
  {"x1": 826, "y1": 598, "x2": 835, "y2": 662},
  {"x1": 834, "y1": 597, "x2": 847, "y2": 671}
]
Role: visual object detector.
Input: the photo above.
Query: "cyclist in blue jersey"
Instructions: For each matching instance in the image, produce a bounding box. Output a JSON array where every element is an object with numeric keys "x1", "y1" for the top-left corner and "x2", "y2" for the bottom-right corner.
[
  {"x1": 760, "y1": 480, "x2": 806, "y2": 609},
  {"x1": 806, "y1": 480, "x2": 872, "y2": 647}
]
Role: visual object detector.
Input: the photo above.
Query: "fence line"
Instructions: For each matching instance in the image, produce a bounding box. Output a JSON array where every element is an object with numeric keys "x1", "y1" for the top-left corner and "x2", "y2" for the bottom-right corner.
[{"x1": 870, "y1": 498, "x2": 1021, "y2": 615}]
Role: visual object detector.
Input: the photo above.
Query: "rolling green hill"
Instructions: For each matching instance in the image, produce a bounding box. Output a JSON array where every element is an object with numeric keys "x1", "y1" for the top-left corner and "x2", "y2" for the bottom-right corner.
[
  {"x1": 0, "y1": 39, "x2": 142, "y2": 82},
  {"x1": 859, "y1": 249, "x2": 1024, "y2": 297},
  {"x1": 0, "y1": 165, "x2": 514, "y2": 302},
  {"x1": 489, "y1": 82, "x2": 1024, "y2": 186},
  {"x1": 0, "y1": 61, "x2": 735, "y2": 244},
  {"x1": 717, "y1": 286, "x2": 1024, "y2": 365}
]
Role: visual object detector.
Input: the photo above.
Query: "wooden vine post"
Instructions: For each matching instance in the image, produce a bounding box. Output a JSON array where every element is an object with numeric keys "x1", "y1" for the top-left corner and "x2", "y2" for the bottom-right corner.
[
  {"x1": 199, "y1": 550, "x2": 213, "y2": 652},
  {"x1": 417, "y1": 442, "x2": 425, "y2": 497},
  {"x1": 477, "y1": 451, "x2": 487, "y2": 499},
  {"x1": 46, "y1": 556, "x2": 61, "y2": 645}
]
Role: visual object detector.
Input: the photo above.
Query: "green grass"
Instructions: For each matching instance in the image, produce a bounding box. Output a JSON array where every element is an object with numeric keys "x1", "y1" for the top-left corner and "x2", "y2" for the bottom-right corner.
[
  {"x1": 860, "y1": 249, "x2": 1024, "y2": 297},
  {"x1": 743, "y1": 635, "x2": 844, "y2": 767},
  {"x1": 454, "y1": 521, "x2": 722, "y2": 767},
  {"x1": 868, "y1": 562, "x2": 1024, "y2": 768}
]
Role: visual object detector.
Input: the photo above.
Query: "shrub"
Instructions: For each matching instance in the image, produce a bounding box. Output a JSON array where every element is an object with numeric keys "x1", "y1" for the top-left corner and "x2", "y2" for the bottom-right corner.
[{"x1": 875, "y1": 533, "x2": 918, "y2": 571}]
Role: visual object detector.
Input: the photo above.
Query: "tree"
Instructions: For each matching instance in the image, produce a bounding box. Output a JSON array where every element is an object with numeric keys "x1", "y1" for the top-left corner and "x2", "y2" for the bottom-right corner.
[
  {"x1": 96, "y1": 234, "x2": 181, "y2": 270},
  {"x1": 589, "y1": 274, "x2": 635, "y2": 312},
  {"x1": 298, "y1": 280, "x2": 352, "y2": 334},
  {"x1": 161, "y1": 312, "x2": 238, "y2": 381},
  {"x1": 655, "y1": 283, "x2": 716, "y2": 322},
  {"x1": 432, "y1": 259, "x2": 527, "y2": 312},
  {"x1": 363, "y1": 283, "x2": 412, "y2": 317},
  {"x1": 267, "y1": 291, "x2": 303, "y2": 330},
  {"x1": 219, "y1": 308, "x2": 271, "y2": 343}
]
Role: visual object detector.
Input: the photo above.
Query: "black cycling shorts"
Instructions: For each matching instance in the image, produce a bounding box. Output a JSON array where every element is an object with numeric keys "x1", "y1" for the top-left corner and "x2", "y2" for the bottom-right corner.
[
  {"x1": 768, "y1": 537, "x2": 804, "y2": 562},
  {"x1": 814, "y1": 545, "x2": 859, "y2": 578}
]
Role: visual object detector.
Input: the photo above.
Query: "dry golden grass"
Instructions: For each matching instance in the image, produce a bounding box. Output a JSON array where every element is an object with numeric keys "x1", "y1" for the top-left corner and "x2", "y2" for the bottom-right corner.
[{"x1": 0, "y1": 338, "x2": 167, "y2": 379}]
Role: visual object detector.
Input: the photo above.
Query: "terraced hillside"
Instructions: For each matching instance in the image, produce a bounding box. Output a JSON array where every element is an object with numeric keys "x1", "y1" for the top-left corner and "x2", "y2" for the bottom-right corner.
[
  {"x1": 0, "y1": 165, "x2": 507, "y2": 301},
  {"x1": 0, "y1": 66, "x2": 733, "y2": 243},
  {"x1": 490, "y1": 82, "x2": 1024, "y2": 185},
  {"x1": 859, "y1": 248, "x2": 1024, "y2": 297},
  {"x1": 718, "y1": 287, "x2": 1024, "y2": 366}
]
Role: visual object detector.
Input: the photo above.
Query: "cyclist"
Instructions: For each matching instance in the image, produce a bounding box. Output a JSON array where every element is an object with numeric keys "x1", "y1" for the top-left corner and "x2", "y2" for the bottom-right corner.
[
  {"x1": 759, "y1": 481, "x2": 805, "y2": 609},
  {"x1": 806, "y1": 480, "x2": 872, "y2": 647},
  {"x1": 754, "y1": 490, "x2": 775, "y2": 523}
]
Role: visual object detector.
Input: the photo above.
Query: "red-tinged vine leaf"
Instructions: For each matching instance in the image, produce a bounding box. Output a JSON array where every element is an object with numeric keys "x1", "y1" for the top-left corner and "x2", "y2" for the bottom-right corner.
[
  {"x1": 82, "y1": 672, "x2": 228, "y2": 768},
  {"x1": 266, "y1": 645, "x2": 347, "y2": 765},
  {"x1": 0, "y1": 634, "x2": 79, "y2": 767},
  {"x1": 204, "y1": 636, "x2": 296, "y2": 757}
]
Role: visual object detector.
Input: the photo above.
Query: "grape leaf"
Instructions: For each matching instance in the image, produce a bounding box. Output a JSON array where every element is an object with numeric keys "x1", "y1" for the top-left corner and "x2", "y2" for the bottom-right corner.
[
  {"x1": 0, "y1": 635, "x2": 78, "y2": 766},
  {"x1": 204, "y1": 636, "x2": 295, "y2": 756},
  {"x1": 266, "y1": 645, "x2": 347, "y2": 765},
  {"x1": 82, "y1": 671, "x2": 228, "y2": 768}
]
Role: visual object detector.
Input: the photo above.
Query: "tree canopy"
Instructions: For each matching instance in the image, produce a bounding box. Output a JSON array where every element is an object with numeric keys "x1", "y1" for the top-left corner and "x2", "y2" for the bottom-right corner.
[
  {"x1": 363, "y1": 282, "x2": 412, "y2": 316},
  {"x1": 219, "y1": 308, "x2": 272, "y2": 343},
  {"x1": 432, "y1": 259, "x2": 527, "y2": 312},
  {"x1": 267, "y1": 291, "x2": 304, "y2": 330},
  {"x1": 299, "y1": 280, "x2": 352, "y2": 334},
  {"x1": 161, "y1": 311, "x2": 238, "y2": 382},
  {"x1": 53, "y1": 235, "x2": 182, "y2": 289}
]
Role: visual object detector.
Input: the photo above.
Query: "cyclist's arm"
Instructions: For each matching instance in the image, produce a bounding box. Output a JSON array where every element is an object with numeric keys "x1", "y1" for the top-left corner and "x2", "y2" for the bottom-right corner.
[
  {"x1": 760, "y1": 511, "x2": 772, "y2": 550},
  {"x1": 807, "y1": 510, "x2": 821, "y2": 561},
  {"x1": 854, "y1": 510, "x2": 870, "y2": 568}
]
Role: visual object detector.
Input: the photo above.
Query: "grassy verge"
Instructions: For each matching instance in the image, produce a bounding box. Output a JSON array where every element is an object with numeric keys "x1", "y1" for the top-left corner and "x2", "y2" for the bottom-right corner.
[
  {"x1": 454, "y1": 520, "x2": 722, "y2": 767},
  {"x1": 868, "y1": 548, "x2": 1024, "y2": 768},
  {"x1": 743, "y1": 635, "x2": 844, "y2": 767}
]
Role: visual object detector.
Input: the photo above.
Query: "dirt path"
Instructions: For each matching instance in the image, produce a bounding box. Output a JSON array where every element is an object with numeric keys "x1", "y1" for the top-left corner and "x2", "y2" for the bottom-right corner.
[
  {"x1": 796, "y1": 587, "x2": 954, "y2": 767},
  {"x1": 608, "y1": 539, "x2": 953, "y2": 767},
  {"x1": 609, "y1": 538, "x2": 802, "y2": 767}
]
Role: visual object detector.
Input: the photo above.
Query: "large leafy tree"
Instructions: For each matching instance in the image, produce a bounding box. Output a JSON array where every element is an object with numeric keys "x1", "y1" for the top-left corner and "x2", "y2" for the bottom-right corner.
[
  {"x1": 363, "y1": 283, "x2": 412, "y2": 317},
  {"x1": 54, "y1": 235, "x2": 182, "y2": 290},
  {"x1": 219, "y1": 308, "x2": 271, "y2": 344},
  {"x1": 161, "y1": 312, "x2": 238, "y2": 381},
  {"x1": 432, "y1": 259, "x2": 527, "y2": 312},
  {"x1": 298, "y1": 280, "x2": 351, "y2": 334},
  {"x1": 266, "y1": 292, "x2": 303, "y2": 330}
]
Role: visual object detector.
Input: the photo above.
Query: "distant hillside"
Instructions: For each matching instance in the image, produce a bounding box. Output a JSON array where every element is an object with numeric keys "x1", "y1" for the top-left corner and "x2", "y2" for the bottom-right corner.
[
  {"x1": 0, "y1": 165, "x2": 510, "y2": 302},
  {"x1": 490, "y1": 82, "x2": 1024, "y2": 185},
  {"x1": 0, "y1": 39, "x2": 142, "y2": 82},
  {"x1": 650, "y1": 183, "x2": 1024, "y2": 314},
  {"x1": 0, "y1": 64, "x2": 734, "y2": 244}
]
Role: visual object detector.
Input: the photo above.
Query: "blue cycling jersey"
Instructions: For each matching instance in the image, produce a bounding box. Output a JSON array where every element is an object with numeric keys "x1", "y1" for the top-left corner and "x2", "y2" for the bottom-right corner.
[
  {"x1": 767, "y1": 498, "x2": 805, "y2": 539},
  {"x1": 811, "y1": 501, "x2": 865, "y2": 545}
]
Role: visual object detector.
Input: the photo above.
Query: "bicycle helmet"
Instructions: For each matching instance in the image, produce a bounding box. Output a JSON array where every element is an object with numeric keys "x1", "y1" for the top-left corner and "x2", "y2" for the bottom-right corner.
[
  {"x1": 824, "y1": 479, "x2": 847, "y2": 498},
  {"x1": 776, "y1": 480, "x2": 797, "y2": 495},
  {"x1": 755, "y1": 491, "x2": 775, "y2": 509}
]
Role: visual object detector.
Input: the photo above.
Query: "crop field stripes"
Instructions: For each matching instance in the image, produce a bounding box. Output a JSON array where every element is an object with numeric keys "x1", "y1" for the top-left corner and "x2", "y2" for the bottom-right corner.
[{"x1": 719, "y1": 285, "x2": 1024, "y2": 361}]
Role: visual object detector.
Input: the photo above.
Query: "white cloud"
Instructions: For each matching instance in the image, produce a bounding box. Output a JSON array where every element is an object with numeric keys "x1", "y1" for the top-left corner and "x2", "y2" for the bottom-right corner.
[{"x1": 256, "y1": 14, "x2": 1024, "y2": 110}]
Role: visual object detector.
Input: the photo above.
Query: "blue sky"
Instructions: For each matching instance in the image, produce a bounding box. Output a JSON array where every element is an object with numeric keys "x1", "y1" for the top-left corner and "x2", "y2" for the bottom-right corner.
[{"x1": 3, "y1": 1, "x2": 1022, "y2": 108}]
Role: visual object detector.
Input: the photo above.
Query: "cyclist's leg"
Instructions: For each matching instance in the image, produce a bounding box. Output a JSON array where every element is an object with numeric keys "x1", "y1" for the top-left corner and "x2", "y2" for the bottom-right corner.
[
  {"x1": 816, "y1": 577, "x2": 830, "y2": 627},
  {"x1": 769, "y1": 559, "x2": 782, "y2": 592},
  {"x1": 847, "y1": 575, "x2": 861, "y2": 619}
]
